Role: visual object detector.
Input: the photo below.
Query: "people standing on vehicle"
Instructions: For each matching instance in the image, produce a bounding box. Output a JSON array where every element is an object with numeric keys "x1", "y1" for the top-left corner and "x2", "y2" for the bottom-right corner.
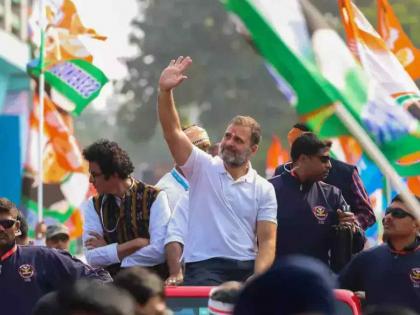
[
  {"x1": 275, "y1": 123, "x2": 375, "y2": 231},
  {"x1": 0, "y1": 197, "x2": 112, "y2": 315},
  {"x1": 269, "y1": 133, "x2": 365, "y2": 269},
  {"x1": 157, "y1": 56, "x2": 277, "y2": 285},
  {"x1": 339, "y1": 194, "x2": 420, "y2": 313},
  {"x1": 81, "y1": 139, "x2": 171, "y2": 278},
  {"x1": 33, "y1": 279, "x2": 136, "y2": 315}
]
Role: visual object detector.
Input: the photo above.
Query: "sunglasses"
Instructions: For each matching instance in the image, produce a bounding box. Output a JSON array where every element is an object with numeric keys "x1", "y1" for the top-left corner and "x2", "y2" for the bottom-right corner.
[
  {"x1": 384, "y1": 207, "x2": 415, "y2": 219},
  {"x1": 0, "y1": 219, "x2": 17, "y2": 229}
]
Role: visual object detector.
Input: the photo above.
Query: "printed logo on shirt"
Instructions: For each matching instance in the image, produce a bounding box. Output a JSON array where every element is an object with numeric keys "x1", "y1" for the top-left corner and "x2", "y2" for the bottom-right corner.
[
  {"x1": 312, "y1": 206, "x2": 328, "y2": 224},
  {"x1": 18, "y1": 264, "x2": 35, "y2": 282},
  {"x1": 409, "y1": 268, "x2": 420, "y2": 288}
]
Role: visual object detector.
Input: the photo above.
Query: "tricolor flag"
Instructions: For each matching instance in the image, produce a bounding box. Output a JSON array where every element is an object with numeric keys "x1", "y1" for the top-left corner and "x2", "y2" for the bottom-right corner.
[
  {"x1": 377, "y1": 0, "x2": 420, "y2": 81},
  {"x1": 339, "y1": 0, "x2": 420, "y2": 112},
  {"x1": 28, "y1": 58, "x2": 108, "y2": 116},
  {"x1": 222, "y1": 0, "x2": 420, "y2": 177}
]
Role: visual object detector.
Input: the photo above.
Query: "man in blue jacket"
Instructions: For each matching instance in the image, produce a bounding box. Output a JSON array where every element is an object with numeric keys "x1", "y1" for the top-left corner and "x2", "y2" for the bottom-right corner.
[
  {"x1": 339, "y1": 194, "x2": 420, "y2": 313},
  {"x1": 270, "y1": 133, "x2": 365, "y2": 268},
  {"x1": 0, "y1": 197, "x2": 111, "y2": 315},
  {"x1": 275, "y1": 123, "x2": 375, "y2": 231}
]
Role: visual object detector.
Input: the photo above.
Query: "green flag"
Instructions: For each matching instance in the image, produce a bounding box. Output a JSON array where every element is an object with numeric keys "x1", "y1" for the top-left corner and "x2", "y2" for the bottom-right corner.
[
  {"x1": 222, "y1": 0, "x2": 420, "y2": 176},
  {"x1": 28, "y1": 59, "x2": 108, "y2": 116}
]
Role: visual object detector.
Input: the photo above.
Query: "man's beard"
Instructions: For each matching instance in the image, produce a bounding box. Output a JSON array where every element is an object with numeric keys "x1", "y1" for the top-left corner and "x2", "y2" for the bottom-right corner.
[{"x1": 220, "y1": 146, "x2": 251, "y2": 167}]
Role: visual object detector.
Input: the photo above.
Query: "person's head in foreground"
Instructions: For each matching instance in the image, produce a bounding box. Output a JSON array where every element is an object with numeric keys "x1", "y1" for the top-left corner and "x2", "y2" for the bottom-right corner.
[
  {"x1": 208, "y1": 281, "x2": 242, "y2": 315},
  {"x1": 234, "y1": 256, "x2": 336, "y2": 315},
  {"x1": 33, "y1": 279, "x2": 136, "y2": 315},
  {"x1": 114, "y1": 267, "x2": 168, "y2": 315}
]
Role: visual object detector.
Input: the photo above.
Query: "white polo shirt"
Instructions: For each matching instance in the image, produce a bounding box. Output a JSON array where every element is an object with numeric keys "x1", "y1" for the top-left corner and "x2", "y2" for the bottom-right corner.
[{"x1": 180, "y1": 146, "x2": 277, "y2": 263}]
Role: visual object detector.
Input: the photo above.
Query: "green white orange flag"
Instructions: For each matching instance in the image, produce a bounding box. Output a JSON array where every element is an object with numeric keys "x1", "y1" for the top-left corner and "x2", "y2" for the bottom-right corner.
[
  {"x1": 338, "y1": 0, "x2": 420, "y2": 111},
  {"x1": 222, "y1": 0, "x2": 420, "y2": 176},
  {"x1": 377, "y1": 0, "x2": 420, "y2": 80},
  {"x1": 28, "y1": 58, "x2": 108, "y2": 116}
]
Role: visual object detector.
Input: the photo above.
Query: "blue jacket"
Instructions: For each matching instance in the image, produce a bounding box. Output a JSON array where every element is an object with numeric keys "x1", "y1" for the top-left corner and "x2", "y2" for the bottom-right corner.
[
  {"x1": 0, "y1": 244, "x2": 112, "y2": 315},
  {"x1": 269, "y1": 171, "x2": 347, "y2": 265},
  {"x1": 339, "y1": 239, "x2": 420, "y2": 312}
]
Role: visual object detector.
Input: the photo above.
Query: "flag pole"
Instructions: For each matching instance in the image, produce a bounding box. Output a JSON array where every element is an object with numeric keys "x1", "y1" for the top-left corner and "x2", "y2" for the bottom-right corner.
[
  {"x1": 334, "y1": 103, "x2": 420, "y2": 217},
  {"x1": 37, "y1": 0, "x2": 46, "y2": 225}
]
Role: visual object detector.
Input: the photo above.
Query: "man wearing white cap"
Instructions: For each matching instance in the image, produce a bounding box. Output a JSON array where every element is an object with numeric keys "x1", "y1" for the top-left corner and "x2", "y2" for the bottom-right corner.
[{"x1": 156, "y1": 124, "x2": 211, "y2": 212}]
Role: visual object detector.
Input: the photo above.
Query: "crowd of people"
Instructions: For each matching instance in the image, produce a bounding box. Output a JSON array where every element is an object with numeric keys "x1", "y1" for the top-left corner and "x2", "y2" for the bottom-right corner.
[{"x1": 0, "y1": 56, "x2": 419, "y2": 315}]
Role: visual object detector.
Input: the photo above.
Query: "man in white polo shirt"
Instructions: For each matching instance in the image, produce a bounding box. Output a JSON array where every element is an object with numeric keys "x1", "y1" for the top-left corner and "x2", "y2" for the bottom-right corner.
[{"x1": 157, "y1": 56, "x2": 277, "y2": 285}]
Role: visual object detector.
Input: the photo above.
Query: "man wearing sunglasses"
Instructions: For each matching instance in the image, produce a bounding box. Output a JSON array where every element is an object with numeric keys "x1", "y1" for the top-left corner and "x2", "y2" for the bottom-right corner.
[
  {"x1": 0, "y1": 197, "x2": 112, "y2": 315},
  {"x1": 339, "y1": 194, "x2": 420, "y2": 312},
  {"x1": 275, "y1": 123, "x2": 375, "y2": 231},
  {"x1": 270, "y1": 133, "x2": 365, "y2": 269}
]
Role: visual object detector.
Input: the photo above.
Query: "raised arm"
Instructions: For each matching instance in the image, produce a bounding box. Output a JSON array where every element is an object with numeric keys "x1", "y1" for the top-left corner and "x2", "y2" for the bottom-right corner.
[{"x1": 158, "y1": 56, "x2": 194, "y2": 166}]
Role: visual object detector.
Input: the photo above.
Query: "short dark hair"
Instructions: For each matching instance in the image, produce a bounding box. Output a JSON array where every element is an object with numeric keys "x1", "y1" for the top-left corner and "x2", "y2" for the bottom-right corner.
[
  {"x1": 0, "y1": 198, "x2": 18, "y2": 218},
  {"x1": 114, "y1": 267, "x2": 164, "y2": 305},
  {"x1": 33, "y1": 280, "x2": 136, "y2": 315},
  {"x1": 391, "y1": 194, "x2": 420, "y2": 204},
  {"x1": 229, "y1": 115, "x2": 261, "y2": 146},
  {"x1": 83, "y1": 139, "x2": 134, "y2": 179},
  {"x1": 292, "y1": 123, "x2": 310, "y2": 132},
  {"x1": 290, "y1": 133, "x2": 332, "y2": 162}
]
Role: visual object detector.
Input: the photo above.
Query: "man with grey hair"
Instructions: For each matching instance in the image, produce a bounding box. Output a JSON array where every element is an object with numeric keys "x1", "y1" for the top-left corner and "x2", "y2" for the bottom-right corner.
[{"x1": 157, "y1": 56, "x2": 277, "y2": 285}]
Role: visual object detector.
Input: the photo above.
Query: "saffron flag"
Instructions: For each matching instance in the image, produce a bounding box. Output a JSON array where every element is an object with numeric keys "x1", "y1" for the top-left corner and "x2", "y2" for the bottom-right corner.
[
  {"x1": 29, "y1": 0, "x2": 106, "y2": 65},
  {"x1": 222, "y1": 0, "x2": 420, "y2": 177},
  {"x1": 28, "y1": 59, "x2": 108, "y2": 116},
  {"x1": 266, "y1": 135, "x2": 289, "y2": 178},
  {"x1": 22, "y1": 94, "x2": 89, "y2": 239},
  {"x1": 377, "y1": 0, "x2": 420, "y2": 80}
]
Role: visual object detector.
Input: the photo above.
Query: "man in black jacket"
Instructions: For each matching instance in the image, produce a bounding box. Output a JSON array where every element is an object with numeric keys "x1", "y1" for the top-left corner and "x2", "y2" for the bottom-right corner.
[
  {"x1": 339, "y1": 194, "x2": 420, "y2": 313},
  {"x1": 0, "y1": 197, "x2": 112, "y2": 315},
  {"x1": 270, "y1": 133, "x2": 365, "y2": 268},
  {"x1": 275, "y1": 123, "x2": 375, "y2": 231}
]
